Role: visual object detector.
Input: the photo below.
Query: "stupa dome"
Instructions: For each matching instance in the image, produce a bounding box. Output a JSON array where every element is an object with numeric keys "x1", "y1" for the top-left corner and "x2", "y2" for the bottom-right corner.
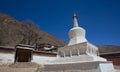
[{"x1": 68, "y1": 13, "x2": 87, "y2": 46}]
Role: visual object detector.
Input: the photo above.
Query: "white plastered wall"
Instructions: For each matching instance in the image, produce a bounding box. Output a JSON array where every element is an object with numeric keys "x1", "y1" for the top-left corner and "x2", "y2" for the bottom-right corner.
[
  {"x1": 32, "y1": 55, "x2": 56, "y2": 64},
  {"x1": 0, "y1": 53, "x2": 14, "y2": 65}
]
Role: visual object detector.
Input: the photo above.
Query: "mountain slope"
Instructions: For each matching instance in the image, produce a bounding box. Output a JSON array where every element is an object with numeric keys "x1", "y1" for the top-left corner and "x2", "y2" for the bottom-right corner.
[
  {"x1": 97, "y1": 45, "x2": 120, "y2": 54},
  {"x1": 0, "y1": 13, "x2": 67, "y2": 46}
]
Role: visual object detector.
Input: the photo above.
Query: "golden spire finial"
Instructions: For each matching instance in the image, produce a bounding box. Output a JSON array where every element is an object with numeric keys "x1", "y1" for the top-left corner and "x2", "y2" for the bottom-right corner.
[
  {"x1": 73, "y1": 13, "x2": 79, "y2": 27},
  {"x1": 73, "y1": 13, "x2": 77, "y2": 18}
]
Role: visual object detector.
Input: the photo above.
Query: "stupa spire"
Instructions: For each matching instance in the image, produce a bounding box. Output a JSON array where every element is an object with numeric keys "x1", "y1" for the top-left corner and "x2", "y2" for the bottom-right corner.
[{"x1": 73, "y1": 13, "x2": 79, "y2": 27}]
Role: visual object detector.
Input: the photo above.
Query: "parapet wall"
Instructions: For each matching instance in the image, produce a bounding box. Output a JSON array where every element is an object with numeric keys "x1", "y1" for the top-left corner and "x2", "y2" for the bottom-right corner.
[{"x1": 44, "y1": 61, "x2": 115, "y2": 72}]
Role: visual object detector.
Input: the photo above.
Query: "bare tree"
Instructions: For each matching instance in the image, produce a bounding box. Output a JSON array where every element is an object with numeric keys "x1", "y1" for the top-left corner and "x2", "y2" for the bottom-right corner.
[
  {"x1": 0, "y1": 24, "x2": 2, "y2": 45},
  {"x1": 0, "y1": 23, "x2": 10, "y2": 45},
  {"x1": 18, "y1": 20, "x2": 41, "y2": 45}
]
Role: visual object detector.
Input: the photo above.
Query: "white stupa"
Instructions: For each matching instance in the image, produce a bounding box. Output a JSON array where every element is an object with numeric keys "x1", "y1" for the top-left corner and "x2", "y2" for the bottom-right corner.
[
  {"x1": 44, "y1": 13, "x2": 115, "y2": 72},
  {"x1": 68, "y1": 13, "x2": 87, "y2": 45}
]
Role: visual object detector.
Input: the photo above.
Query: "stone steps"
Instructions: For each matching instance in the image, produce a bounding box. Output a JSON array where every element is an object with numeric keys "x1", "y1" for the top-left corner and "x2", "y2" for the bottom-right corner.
[
  {"x1": 0, "y1": 62, "x2": 44, "y2": 72},
  {"x1": 9, "y1": 62, "x2": 40, "y2": 68},
  {"x1": 0, "y1": 67, "x2": 38, "y2": 72}
]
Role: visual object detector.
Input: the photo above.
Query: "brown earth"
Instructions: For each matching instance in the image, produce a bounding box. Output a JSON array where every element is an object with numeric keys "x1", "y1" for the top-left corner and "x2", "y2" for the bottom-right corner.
[{"x1": 0, "y1": 13, "x2": 67, "y2": 47}]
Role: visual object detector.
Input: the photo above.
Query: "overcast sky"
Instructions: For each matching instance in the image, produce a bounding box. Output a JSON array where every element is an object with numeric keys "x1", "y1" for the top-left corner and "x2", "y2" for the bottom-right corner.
[{"x1": 0, "y1": 0, "x2": 120, "y2": 45}]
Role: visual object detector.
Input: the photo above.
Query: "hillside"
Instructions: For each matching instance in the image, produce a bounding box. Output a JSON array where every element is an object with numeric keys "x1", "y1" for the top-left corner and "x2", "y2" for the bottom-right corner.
[
  {"x1": 0, "y1": 13, "x2": 67, "y2": 46},
  {"x1": 97, "y1": 45, "x2": 120, "y2": 54}
]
